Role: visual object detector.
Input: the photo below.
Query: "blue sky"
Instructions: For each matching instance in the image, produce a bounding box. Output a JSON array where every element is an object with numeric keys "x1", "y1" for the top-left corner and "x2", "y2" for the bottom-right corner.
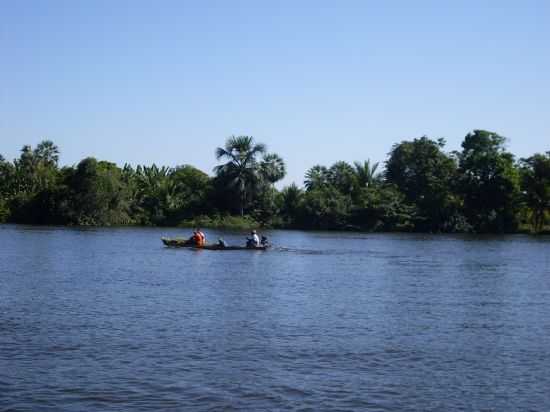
[{"x1": 1, "y1": 0, "x2": 549, "y2": 186}]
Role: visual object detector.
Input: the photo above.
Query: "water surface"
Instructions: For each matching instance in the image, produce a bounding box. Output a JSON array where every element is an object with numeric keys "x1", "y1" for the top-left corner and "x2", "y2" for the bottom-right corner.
[{"x1": 1, "y1": 225, "x2": 549, "y2": 411}]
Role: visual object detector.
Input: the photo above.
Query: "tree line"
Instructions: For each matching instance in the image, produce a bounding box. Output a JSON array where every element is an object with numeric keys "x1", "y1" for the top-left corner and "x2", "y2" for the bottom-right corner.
[{"x1": 1, "y1": 131, "x2": 549, "y2": 233}]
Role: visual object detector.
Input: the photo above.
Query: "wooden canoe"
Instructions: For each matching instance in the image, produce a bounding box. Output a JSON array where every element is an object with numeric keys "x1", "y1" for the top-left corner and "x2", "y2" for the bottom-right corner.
[{"x1": 161, "y1": 238, "x2": 269, "y2": 251}]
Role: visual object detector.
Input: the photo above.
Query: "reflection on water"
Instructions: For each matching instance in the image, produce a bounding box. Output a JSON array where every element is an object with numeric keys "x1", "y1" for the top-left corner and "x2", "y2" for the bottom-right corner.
[{"x1": 1, "y1": 225, "x2": 549, "y2": 411}]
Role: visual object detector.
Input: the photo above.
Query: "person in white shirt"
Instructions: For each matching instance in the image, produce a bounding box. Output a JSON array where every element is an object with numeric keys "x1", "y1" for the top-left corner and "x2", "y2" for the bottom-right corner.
[{"x1": 247, "y1": 230, "x2": 260, "y2": 247}]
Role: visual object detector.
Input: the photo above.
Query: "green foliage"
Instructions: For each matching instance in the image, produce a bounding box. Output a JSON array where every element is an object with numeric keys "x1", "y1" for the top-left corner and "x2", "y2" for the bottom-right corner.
[
  {"x1": 295, "y1": 187, "x2": 352, "y2": 230},
  {"x1": 63, "y1": 158, "x2": 132, "y2": 225},
  {"x1": 2, "y1": 142, "x2": 65, "y2": 224},
  {"x1": 350, "y1": 185, "x2": 416, "y2": 231},
  {"x1": 279, "y1": 184, "x2": 303, "y2": 226},
  {"x1": 260, "y1": 153, "x2": 286, "y2": 184},
  {"x1": 0, "y1": 154, "x2": 15, "y2": 199},
  {"x1": 0, "y1": 155, "x2": 10, "y2": 221},
  {"x1": 386, "y1": 136, "x2": 460, "y2": 232},
  {"x1": 214, "y1": 136, "x2": 286, "y2": 217},
  {"x1": 457, "y1": 130, "x2": 521, "y2": 232},
  {"x1": 251, "y1": 185, "x2": 280, "y2": 226},
  {"x1": 304, "y1": 165, "x2": 329, "y2": 191},
  {"x1": 178, "y1": 214, "x2": 261, "y2": 230},
  {"x1": 0, "y1": 201, "x2": 8, "y2": 223},
  {"x1": 328, "y1": 161, "x2": 356, "y2": 194},
  {"x1": 214, "y1": 136, "x2": 267, "y2": 216},
  {"x1": 10, "y1": 141, "x2": 60, "y2": 196},
  {"x1": 520, "y1": 152, "x2": 550, "y2": 232},
  {"x1": 168, "y1": 165, "x2": 212, "y2": 221},
  {"x1": 353, "y1": 160, "x2": 380, "y2": 189},
  {"x1": 0, "y1": 134, "x2": 547, "y2": 234}
]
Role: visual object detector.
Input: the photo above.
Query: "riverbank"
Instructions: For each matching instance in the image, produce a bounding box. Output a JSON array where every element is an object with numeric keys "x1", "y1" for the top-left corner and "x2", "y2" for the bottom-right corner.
[{"x1": 3, "y1": 216, "x2": 549, "y2": 235}]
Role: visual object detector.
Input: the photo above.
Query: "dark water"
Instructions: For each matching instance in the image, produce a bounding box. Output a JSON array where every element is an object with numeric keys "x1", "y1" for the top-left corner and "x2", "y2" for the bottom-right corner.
[{"x1": 1, "y1": 225, "x2": 549, "y2": 411}]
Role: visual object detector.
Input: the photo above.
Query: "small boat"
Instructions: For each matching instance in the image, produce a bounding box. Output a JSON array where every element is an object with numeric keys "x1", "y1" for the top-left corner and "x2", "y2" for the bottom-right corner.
[{"x1": 161, "y1": 237, "x2": 269, "y2": 251}]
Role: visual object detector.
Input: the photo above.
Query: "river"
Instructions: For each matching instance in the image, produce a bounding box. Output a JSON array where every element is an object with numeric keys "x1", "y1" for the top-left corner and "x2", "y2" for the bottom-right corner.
[{"x1": 1, "y1": 225, "x2": 549, "y2": 411}]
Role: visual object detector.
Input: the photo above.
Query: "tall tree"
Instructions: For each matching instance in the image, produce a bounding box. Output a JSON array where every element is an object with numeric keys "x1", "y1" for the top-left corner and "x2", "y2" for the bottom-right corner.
[
  {"x1": 0, "y1": 155, "x2": 14, "y2": 222},
  {"x1": 520, "y1": 152, "x2": 550, "y2": 232},
  {"x1": 351, "y1": 184, "x2": 416, "y2": 231},
  {"x1": 260, "y1": 153, "x2": 286, "y2": 185},
  {"x1": 66, "y1": 158, "x2": 131, "y2": 225},
  {"x1": 304, "y1": 165, "x2": 329, "y2": 191},
  {"x1": 33, "y1": 140, "x2": 60, "y2": 191},
  {"x1": 214, "y1": 136, "x2": 266, "y2": 216},
  {"x1": 33, "y1": 140, "x2": 59, "y2": 166},
  {"x1": 279, "y1": 183, "x2": 303, "y2": 224},
  {"x1": 353, "y1": 160, "x2": 380, "y2": 188},
  {"x1": 328, "y1": 161, "x2": 356, "y2": 194},
  {"x1": 457, "y1": 130, "x2": 521, "y2": 232},
  {"x1": 252, "y1": 154, "x2": 286, "y2": 223},
  {"x1": 0, "y1": 155, "x2": 14, "y2": 196},
  {"x1": 297, "y1": 186, "x2": 352, "y2": 230},
  {"x1": 13, "y1": 145, "x2": 37, "y2": 193},
  {"x1": 133, "y1": 164, "x2": 172, "y2": 224},
  {"x1": 12, "y1": 140, "x2": 60, "y2": 194},
  {"x1": 386, "y1": 136, "x2": 459, "y2": 232},
  {"x1": 4, "y1": 141, "x2": 62, "y2": 224},
  {"x1": 168, "y1": 165, "x2": 212, "y2": 221}
]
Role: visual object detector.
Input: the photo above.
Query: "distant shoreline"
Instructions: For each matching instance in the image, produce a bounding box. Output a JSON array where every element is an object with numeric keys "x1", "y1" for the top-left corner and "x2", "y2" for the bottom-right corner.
[
  {"x1": 2, "y1": 221, "x2": 549, "y2": 236},
  {"x1": 2, "y1": 133, "x2": 549, "y2": 234}
]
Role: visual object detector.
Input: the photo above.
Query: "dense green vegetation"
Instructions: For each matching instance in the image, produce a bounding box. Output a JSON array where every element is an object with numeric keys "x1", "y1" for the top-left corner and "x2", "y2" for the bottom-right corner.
[{"x1": 1, "y1": 131, "x2": 549, "y2": 233}]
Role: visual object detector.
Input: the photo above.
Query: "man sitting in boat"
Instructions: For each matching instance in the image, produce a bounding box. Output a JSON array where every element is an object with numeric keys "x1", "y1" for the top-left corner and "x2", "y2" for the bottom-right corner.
[
  {"x1": 187, "y1": 230, "x2": 197, "y2": 245},
  {"x1": 260, "y1": 236, "x2": 269, "y2": 247},
  {"x1": 188, "y1": 228, "x2": 206, "y2": 246},
  {"x1": 246, "y1": 230, "x2": 260, "y2": 248},
  {"x1": 196, "y1": 228, "x2": 206, "y2": 246}
]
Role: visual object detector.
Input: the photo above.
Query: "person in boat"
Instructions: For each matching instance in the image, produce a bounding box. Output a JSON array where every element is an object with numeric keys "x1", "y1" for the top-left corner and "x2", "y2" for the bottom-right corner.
[
  {"x1": 195, "y1": 228, "x2": 206, "y2": 246},
  {"x1": 246, "y1": 230, "x2": 260, "y2": 248},
  {"x1": 260, "y1": 235, "x2": 269, "y2": 247},
  {"x1": 188, "y1": 228, "x2": 206, "y2": 246},
  {"x1": 187, "y1": 230, "x2": 198, "y2": 245},
  {"x1": 217, "y1": 238, "x2": 228, "y2": 248}
]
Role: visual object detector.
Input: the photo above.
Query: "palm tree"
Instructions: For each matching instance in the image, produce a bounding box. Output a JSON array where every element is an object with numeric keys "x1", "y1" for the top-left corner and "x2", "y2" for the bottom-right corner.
[
  {"x1": 260, "y1": 153, "x2": 286, "y2": 185},
  {"x1": 13, "y1": 141, "x2": 61, "y2": 194},
  {"x1": 214, "y1": 136, "x2": 266, "y2": 216},
  {"x1": 134, "y1": 164, "x2": 173, "y2": 223},
  {"x1": 137, "y1": 164, "x2": 171, "y2": 193},
  {"x1": 304, "y1": 165, "x2": 329, "y2": 191},
  {"x1": 0, "y1": 155, "x2": 15, "y2": 198},
  {"x1": 34, "y1": 141, "x2": 60, "y2": 191},
  {"x1": 14, "y1": 145, "x2": 39, "y2": 193},
  {"x1": 354, "y1": 160, "x2": 380, "y2": 188},
  {"x1": 328, "y1": 161, "x2": 356, "y2": 193},
  {"x1": 280, "y1": 183, "x2": 303, "y2": 218},
  {"x1": 34, "y1": 140, "x2": 60, "y2": 166}
]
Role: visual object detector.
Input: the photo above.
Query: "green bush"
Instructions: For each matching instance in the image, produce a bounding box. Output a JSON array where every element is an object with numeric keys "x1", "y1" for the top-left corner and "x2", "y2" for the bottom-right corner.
[
  {"x1": 178, "y1": 214, "x2": 262, "y2": 230},
  {"x1": 0, "y1": 199, "x2": 9, "y2": 223}
]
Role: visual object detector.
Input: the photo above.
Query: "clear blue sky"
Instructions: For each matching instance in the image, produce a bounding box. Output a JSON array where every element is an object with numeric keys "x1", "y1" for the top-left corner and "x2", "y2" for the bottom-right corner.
[{"x1": 1, "y1": 0, "x2": 549, "y2": 186}]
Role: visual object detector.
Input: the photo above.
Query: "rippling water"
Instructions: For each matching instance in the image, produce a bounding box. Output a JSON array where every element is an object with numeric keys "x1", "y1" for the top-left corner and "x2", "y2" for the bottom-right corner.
[{"x1": 1, "y1": 225, "x2": 549, "y2": 411}]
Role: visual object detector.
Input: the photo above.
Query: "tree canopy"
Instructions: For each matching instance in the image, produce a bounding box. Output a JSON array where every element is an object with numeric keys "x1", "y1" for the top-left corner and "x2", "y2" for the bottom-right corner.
[
  {"x1": 457, "y1": 130, "x2": 521, "y2": 232},
  {"x1": 1, "y1": 132, "x2": 548, "y2": 233},
  {"x1": 386, "y1": 137, "x2": 460, "y2": 232},
  {"x1": 520, "y1": 152, "x2": 550, "y2": 232}
]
